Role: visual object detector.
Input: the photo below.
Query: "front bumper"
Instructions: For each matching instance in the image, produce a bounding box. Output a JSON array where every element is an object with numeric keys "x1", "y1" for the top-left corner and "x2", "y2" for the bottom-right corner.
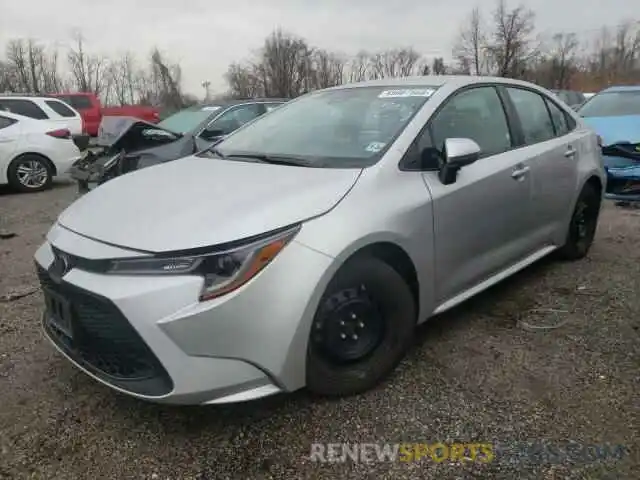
[
  {"x1": 34, "y1": 223, "x2": 334, "y2": 404},
  {"x1": 603, "y1": 155, "x2": 640, "y2": 202}
]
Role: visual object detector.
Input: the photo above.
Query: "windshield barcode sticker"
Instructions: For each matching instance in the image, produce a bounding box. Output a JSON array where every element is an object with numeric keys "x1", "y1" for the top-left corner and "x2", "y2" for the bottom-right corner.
[
  {"x1": 201, "y1": 106, "x2": 221, "y2": 111},
  {"x1": 378, "y1": 89, "x2": 435, "y2": 98}
]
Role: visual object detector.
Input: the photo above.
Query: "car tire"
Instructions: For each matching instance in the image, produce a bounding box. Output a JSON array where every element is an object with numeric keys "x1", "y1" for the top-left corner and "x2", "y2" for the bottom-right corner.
[
  {"x1": 7, "y1": 154, "x2": 54, "y2": 193},
  {"x1": 306, "y1": 256, "x2": 416, "y2": 397},
  {"x1": 557, "y1": 183, "x2": 601, "y2": 260}
]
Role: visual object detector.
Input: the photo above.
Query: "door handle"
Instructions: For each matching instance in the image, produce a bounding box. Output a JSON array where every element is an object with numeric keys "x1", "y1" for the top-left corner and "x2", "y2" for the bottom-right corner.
[
  {"x1": 0, "y1": 137, "x2": 13, "y2": 143},
  {"x1": 564, "y1": 146, "x2": 577, "y2": 158},
  {"x1": 511, "y1": 165, "x2": 530, "y2": 180}
]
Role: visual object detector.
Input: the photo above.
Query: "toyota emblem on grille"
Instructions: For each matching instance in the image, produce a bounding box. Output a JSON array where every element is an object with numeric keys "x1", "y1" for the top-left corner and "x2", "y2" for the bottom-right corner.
[{"x1": 49, "y1": 249, "x2": 73, "y2": 281}]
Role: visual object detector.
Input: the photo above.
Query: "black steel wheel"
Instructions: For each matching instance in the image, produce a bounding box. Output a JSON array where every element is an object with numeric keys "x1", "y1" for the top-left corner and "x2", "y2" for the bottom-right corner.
[
  {"x1": 306, "y1": 256, "x2": 416, "y2": 396},
  {"x1": 557, "y1": 183, "x2": 601, "y2": 260}
]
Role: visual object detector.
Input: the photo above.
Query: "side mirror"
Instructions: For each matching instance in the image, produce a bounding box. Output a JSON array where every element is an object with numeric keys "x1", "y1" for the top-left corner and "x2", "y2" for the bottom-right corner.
[
  {"x1": 201, "y1": 128, "x2": 225, "y2": 141},
  {"x1": 438, "y1": 138, "x2": 481, "y2": 185}
]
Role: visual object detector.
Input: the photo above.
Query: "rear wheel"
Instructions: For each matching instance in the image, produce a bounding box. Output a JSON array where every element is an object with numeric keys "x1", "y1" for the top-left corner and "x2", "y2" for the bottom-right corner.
[
  {"x1": 7, "y1": 154, "x2": 53, "y2": 193},
  {"x1": 557, "y1": 183, "x2": 601, "y2": 260},
  {"x1": 306, "y1": 256, "x2": 416, "y2": 396}
]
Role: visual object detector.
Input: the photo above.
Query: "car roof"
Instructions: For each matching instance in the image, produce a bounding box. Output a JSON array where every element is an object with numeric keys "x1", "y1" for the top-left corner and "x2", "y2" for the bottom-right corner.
[
  {"x1": 0, "y1": 95, "x2": 58, "y2": 101},
  {"x1": 600, "y1": 85, "x2": 640, "y2": 93},
  {"x1": 328, "y1": 75, "x2": 545, "y2": 91},
  {"x1": 194, "y1": 98, "x2": 289, "y2": 110}
]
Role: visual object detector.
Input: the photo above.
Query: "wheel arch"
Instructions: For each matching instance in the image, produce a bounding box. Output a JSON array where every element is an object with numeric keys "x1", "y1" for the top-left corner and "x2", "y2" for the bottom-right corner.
[{"x1": 10, "y1": 151, "x2": 57, "y2": 176}]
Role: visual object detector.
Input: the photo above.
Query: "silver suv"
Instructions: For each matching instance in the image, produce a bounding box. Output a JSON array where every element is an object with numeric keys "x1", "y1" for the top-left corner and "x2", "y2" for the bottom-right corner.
[{"x1": 35, "y1": 76, "x2": 605, "y2": 405}]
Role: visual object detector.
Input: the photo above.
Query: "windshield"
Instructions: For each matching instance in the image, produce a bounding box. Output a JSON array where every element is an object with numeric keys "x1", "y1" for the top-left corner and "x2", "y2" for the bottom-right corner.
[
  {"x1": 210, "y1": 86, "x2": 437, "y2": 167},
  {"x1": 578, "y1": 91, "x2": 640, "y2": 117},
  {"x1": 158, "y1": 108, "x2": 218, "y2": 134}
]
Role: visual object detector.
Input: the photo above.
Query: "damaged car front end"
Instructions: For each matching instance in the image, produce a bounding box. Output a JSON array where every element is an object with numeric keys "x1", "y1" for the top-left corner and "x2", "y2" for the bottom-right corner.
[
  {"x1": 578, "y1": 86, "x2": 640, "y2": 203},
  {"x1": 70, "y1": 116, "x2": 205, "y2": 194}
]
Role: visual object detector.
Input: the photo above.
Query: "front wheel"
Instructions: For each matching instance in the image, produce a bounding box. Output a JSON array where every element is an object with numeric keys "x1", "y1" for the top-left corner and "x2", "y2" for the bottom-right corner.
[
  {"x1": 7, "y1": 154, "x2": 53, "y2": 193},
  {"x1": 306, "y1": 256, "x2": 416, "y2": 396},
  {"x1": 557, "y1": 183, "x2": 601, "y2": 260}
]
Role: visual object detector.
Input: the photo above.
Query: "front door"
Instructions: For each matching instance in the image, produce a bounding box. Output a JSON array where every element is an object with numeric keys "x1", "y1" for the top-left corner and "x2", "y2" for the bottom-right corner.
[{"x1": 419, "y1": 85, "x2": 534, "y2": 304}]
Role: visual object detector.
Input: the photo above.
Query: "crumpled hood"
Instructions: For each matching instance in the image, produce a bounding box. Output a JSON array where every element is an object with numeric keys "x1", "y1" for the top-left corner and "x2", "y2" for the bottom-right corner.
[
  {"x1": 581, "y1": 115, "x2": 640, "y2": 146},
  {"x1": 58, "y1": 156, "x2": 362, "y2": 253}
]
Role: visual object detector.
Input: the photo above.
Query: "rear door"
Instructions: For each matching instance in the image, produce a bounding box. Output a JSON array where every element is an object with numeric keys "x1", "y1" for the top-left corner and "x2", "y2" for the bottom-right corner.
[
  {"x1": 502, "y1": 86, "x2": 580, "y2": 248},
  {"x1": 419, "y1": 85, "x2": 535, "y2": 303},
  {"x1": 0, "y1": 115, "x2": 21, "y2": 183}
]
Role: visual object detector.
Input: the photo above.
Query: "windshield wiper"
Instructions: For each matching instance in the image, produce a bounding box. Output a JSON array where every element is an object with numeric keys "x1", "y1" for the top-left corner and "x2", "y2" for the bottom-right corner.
[{"x1": 224, "y1": 153, "x2": 317, "y2": 167}]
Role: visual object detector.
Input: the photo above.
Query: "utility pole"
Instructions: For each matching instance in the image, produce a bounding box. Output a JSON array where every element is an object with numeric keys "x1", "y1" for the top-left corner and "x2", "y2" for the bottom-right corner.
[{"x1": 202, "y1": 80, "x2": 211, "y2": 102}]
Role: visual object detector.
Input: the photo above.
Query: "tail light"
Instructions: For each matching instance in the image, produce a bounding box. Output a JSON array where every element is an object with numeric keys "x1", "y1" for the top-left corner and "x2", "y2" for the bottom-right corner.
[{"x1": 46, "y1": 128, "x2": 71, "y2": 139}]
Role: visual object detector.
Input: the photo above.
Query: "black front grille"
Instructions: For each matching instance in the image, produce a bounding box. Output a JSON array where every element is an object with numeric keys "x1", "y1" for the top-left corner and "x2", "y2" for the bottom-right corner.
[{"x1": 37, "y1": 264, "x2": 173, "y2": 396}]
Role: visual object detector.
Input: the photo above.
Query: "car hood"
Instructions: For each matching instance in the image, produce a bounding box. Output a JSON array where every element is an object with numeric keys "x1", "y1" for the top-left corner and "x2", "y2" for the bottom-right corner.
[
  {"x1": 57, "y1": 156, "x2": 362, "y2": 253},
  {"x1": 581, "y1": 115, "x2": 640, "y2": 146}
]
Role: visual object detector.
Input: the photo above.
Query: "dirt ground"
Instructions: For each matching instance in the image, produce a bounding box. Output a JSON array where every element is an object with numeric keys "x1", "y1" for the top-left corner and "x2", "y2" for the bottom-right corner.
[{"x1": 0, "y1": 180, "x2": 638, "y2": 479}]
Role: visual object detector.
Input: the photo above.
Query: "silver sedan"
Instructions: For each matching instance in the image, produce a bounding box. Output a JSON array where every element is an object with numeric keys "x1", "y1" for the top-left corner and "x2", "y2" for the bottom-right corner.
[{"x1": 34, "y1": 76, "x2": 605, "y2": 405}]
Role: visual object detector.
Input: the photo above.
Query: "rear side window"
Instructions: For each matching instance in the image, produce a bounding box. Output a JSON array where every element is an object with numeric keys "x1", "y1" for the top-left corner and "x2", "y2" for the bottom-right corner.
[
  {"x1": 57, "y1": 95, "x2": 93, "y2": 110},
  {"x1": 545, "y1": 99, "x2": 571, "y2": 136},
  {"x1": 45, "y1": 100, "x2": 77, "y2": 117},
  {"x1": 0, "y1": 115, "x2": 17, "y2": 129},
  {"x1": 0, "y1": 99, "x2": 48, "y2": 120},
  {"x1": 265, "y1": 103, "x2": 283, "y2": 112},
  {"x1": 506, "y1": 88, "x2": 555, "y2": 145}
]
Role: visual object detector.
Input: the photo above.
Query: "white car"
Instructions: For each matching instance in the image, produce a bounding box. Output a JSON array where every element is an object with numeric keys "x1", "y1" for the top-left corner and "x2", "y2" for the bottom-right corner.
[
  {"x1": 0, "y1": 110, "x2": 82, "y2": 192},
  {"x1": 0, "y1": 96, "x2": 83, "y2": 135}
]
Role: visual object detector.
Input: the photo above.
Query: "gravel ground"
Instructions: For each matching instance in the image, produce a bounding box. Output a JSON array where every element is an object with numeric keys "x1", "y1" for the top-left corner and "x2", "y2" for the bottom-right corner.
[{"x1": 0, "y1": 180, "x2": 638, "y2": 479}]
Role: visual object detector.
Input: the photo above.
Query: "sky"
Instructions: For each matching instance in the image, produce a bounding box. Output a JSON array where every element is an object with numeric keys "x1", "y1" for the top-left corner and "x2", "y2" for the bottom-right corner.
[{"x1": 0, "y1": 0, "x2": 637, "y2": 96}]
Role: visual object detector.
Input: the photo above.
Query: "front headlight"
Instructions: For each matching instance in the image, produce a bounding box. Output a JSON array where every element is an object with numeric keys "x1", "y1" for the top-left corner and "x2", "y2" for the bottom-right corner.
[{"x1": 106, "y1": 225, "x2": 300, "y2": 301}]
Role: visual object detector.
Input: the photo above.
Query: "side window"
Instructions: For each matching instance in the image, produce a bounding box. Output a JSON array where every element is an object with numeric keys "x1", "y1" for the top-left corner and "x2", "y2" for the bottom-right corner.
[
  {"x1": 0, "y1": 115, "x2": 17, "y2": 129},
  {"x1": 45, "y1": 100, "x2": 77, "y2": 118},
  {"x1": 430, "y1": 86, "x2": 512, "y2": 158},
  {"x1": 207, "y1": 104, "x2": 263, "y2": 135},
  {"x1": 545, "y1": 99, "x2": 571, "y2": 136},
  {"x1": 506, "y1": 88, "x2": 555, "y2": 144},
  {"x1": 0, "y1": 99, "x2": 48, "y2": 120}
]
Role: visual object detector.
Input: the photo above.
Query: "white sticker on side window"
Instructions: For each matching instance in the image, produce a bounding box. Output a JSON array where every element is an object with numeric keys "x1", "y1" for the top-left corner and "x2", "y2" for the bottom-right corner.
[
  {"x1": 365, "y1": 141, "x2": 387, "y2": 153},
  {"x1": 378, "y1": 88, "x2": 435, "y2": 98}
]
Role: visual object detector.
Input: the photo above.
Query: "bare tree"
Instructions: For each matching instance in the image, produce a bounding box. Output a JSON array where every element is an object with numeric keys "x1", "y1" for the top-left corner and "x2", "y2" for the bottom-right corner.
[
  {"x1": 454, "y1": 7, "x2": 487, "y2": 75},
  {"x1": 432, "y1": 57, "x2": 447, "y2": 75},
  {"x1": 3, "y1": 39, "x2": 64, "y2": 93},
  {"x1": 369, "y1": 48, "x2": 421, "y2": 79},
  {"x1": 67, "y1": 33, "x2": 107, "y2": 94},
  {"x1": 309, "y1": 49, "x2": 345, "y2": 89},
  {"x1": 486, "y1": 0, "x2": 538, "y2": 78}
]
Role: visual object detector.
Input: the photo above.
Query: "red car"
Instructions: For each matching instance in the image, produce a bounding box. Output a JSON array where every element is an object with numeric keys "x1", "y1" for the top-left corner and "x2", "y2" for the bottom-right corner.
[{"x1": 50, "y1": 93, "x2": 160, "y2": 136}]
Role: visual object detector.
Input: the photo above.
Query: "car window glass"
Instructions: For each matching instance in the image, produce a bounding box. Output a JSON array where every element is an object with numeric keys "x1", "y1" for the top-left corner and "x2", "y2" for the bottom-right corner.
[
  {"x1": 506, "y1": 88, "x2": 555, "y2": 144},
  {"x1": 545, "y1": 99, "x2": 570, "y2": 136},
  {"x1": 265, "y1": 103, "x2": 284, "y2": 112},
  {"x1": 0, "y1": 99, "x2": 48, "y2": 120},
  {"x1": 430, "y1": 86, "x2": 512, "y2": 158},
  {"x1": 207, "y1": 104, "x2": 262, "y2": 135},
  {"x1": 56, "y1": 95, "x2": 93, "y2": 110},
  {"x1": 0, "y1": 115, "x2": 17, "y2": 129},
  {"x1": 45, "y1": 100, "x2": 77, "y2": 117}
]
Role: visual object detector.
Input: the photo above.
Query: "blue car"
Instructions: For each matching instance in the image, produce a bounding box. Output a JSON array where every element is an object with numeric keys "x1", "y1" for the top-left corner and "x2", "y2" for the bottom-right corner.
[{"x1": 578, "y1": 86, "x2": 640, "y2": 202}]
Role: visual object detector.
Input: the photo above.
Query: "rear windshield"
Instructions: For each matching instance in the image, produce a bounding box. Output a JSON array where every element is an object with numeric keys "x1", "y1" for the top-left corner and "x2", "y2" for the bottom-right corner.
[
  {"x1": 578, "y1": 91, "x2": 640, "y2": 117},
  {"x1": 56, "y1": 95, "x2": 93, "y2": 110}
]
